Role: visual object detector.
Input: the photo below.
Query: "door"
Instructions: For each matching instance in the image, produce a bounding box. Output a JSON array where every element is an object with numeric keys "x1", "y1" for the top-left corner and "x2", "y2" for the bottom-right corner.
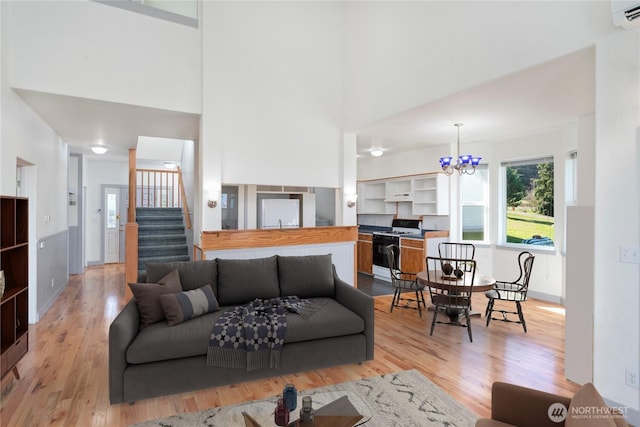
[{"x1": 104, "y1": 187, "x2": 120, "y2": 264}]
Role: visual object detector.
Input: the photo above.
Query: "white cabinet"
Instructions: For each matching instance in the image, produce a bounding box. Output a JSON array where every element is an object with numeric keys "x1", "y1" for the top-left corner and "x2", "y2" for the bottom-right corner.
[
  {"x1": 411, "y1": 174, "x2": 449, "y2": 215},
  {"x1": 357, "y1": 173, "x2": 449, "y2": 216},
  {"x1": 357, "y1": 182, "x2": 395, "y2": 214},
  {"x1": 385, "y1": 178, "x2": 412, "y2": 202}
]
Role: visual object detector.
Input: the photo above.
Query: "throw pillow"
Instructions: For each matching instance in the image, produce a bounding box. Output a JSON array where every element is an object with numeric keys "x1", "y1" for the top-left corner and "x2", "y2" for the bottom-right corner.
[
  {"x1": 145, "y1": 259, "x2": 218, "y2": 293},
  {"x1": 129, "y1": 269, "x2": 182, "y2": 329},
  {"x1": 278, "y1": 254, "x2": 335, "y2": 298},
  {"x1": 159, "y1": 284, "x2": 220, "y2": 326},
  {"x1": 566, "y1": 382, "x2": 624, "y2": 427},
  {"x1": 216, "y1": 255, "x2": 280, "y2": 306}
]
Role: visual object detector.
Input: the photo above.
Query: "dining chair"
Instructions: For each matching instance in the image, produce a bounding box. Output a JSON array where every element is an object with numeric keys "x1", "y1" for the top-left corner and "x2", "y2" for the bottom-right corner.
[
  {"x1": 425, "y1": 256, "x2": 477, "y2": 342},
  {"x1": 385, "y1": 245, "x2": 426, "y2": 317},
  {"x1": 484, "y1": 251, "x2": 535, "y2": 332},
  {"x1": 438, "y1": 242, "x2": 476, "y2": 270}
]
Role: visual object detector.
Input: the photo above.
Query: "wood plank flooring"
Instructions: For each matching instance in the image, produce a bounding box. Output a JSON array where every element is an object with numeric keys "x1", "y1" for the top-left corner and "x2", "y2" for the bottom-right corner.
[{"x1": 1, "y1": 264, "x2": 579, "y2": 426}]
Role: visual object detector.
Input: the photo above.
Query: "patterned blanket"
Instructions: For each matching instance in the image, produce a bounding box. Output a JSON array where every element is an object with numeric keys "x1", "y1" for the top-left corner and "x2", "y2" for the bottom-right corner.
[{"x1": 207, "y1": 296, "x2": 325, "y2": 371}]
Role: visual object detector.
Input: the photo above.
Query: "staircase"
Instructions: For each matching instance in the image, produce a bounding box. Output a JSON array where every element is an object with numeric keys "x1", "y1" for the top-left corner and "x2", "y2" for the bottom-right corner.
[{"x1": 137, "y1": 207, "x2": 189, "y2": 276}]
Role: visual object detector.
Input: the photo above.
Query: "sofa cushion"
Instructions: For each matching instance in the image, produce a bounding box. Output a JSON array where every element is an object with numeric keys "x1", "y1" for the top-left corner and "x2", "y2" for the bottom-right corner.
[
  {"x1": 278, "y1": 254, "x2": 335, "y2": 298},
  {"x1": 127, "y1": 310, "x2": 226, "y2": 364},
  {"x1": 129, "y1": 269, "x2": 182, "y2": 329},
  {"x1": 146, "y1": 260, "x2": 218, "y2": 294},
  {"x1": 217, "y1": 256, "x2": 280, "y2": 306},
  {"x1": 126, "y1": 297, "x2": 365, "y2": 364},
  {"x1": 284, "y1": 298, "x2": 364, "y2": 343},
  {"x1": 160, "y1": 284, "x2": 220, "y2": 326},
  {"x1": 566, "y1": 383, "x2": 627, "y2": 427}
]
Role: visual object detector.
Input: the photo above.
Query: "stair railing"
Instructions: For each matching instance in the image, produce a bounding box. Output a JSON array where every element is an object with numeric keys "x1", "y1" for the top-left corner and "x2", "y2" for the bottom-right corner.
[{"x1": 135, "y1": 168, "x2": 192, "y2": 229}]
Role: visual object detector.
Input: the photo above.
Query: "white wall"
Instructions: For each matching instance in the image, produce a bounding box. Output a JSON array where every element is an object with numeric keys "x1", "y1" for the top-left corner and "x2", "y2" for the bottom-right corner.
[
  {"x1": 200, "y1": 1, "x2": 344, "y2": 231},
  {"x1": 84, "y1": 158, "x2": 128, "y2": 264},
  {"x1": 8, "y1": 0, "x2": 201, "y2": 114},
  {"x1": 343, "y1": 1, "x2": 613, "y2": 129},
  {"x1": 593, "y1": 27, "x2": 639, "y2": 411}
]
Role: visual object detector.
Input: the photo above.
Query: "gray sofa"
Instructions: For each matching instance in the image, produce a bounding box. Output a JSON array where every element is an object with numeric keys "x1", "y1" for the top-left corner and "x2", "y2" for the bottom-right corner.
[{"x1": 109, "y1": 254, "x2": 374, "y2": 404}]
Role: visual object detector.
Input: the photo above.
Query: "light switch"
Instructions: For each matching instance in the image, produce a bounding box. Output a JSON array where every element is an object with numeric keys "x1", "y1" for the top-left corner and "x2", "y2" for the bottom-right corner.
[{"x1": 620, "y1": 246, "x2": 640, "y2": 264}]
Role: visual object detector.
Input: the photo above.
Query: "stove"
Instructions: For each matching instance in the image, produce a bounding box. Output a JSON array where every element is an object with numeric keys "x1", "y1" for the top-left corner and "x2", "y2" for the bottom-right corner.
[
  {"x1": 372, "y1": 219, "x2": 422, "y2": 237},
  {"x1": 372, "y1": 219, "x2": 422, "y2": 281}
]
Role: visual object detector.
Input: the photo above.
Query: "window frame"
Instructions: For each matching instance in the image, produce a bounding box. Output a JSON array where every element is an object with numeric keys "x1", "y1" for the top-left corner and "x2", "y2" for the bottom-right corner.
[
  {"x1": 499, "y1": 156, "x2": 556, "y2": 251},
  {"x1": 459, "y1": 164, "x2": 490, "y2": 244}
]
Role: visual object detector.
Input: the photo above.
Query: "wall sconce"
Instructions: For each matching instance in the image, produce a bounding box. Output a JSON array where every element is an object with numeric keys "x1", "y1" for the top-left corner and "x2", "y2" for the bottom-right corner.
[
  {"x1": 206, "y1": 188, "x2": 219, "y2": 208},
  {"x1": 346, "y1": 194, "x2": 358, "y2": 208}
]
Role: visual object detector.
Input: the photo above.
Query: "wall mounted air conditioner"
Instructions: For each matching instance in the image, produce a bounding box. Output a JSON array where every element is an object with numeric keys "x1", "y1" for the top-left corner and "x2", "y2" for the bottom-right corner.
[{"x1": 612, "y1": 1, "x2": 640, "y2": 29}]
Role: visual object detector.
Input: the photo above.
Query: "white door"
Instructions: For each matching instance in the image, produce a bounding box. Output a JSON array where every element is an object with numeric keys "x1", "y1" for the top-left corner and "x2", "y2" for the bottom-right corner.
[{"x1": 104, "y1": 187, "x2": 120, "y2": 264}]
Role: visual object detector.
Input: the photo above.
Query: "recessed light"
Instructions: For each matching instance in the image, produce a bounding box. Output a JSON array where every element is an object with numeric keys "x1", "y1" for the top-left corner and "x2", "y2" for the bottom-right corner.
[
  {"x1": 91, "y1": 145, "x2": 108, "y2": 155},
  {"x1": 370, "y1": 149, "x2": 383, "y2": 157},
  {"x1": 164, "y1": 162, "x2": 177, "y2": 170}
]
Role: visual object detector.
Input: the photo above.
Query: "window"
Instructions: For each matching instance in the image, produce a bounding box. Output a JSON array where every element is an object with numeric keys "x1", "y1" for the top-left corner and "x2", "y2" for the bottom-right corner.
[
  {"x1": 460, "y1": 165, "x2": 488, "y2": 242},
  {"x1": 502, "y1": 157, "x2": 555, "y2": 247}
]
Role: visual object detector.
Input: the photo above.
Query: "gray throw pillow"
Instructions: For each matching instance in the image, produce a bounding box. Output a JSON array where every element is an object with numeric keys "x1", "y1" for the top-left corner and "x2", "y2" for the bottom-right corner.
[
  {"x1": 278, "y1": 254, "x2": 335, "y2": 298},
  {"x1": 146, "y1": 259, "x2": 218, "y2": 294},
  {"x1": 129, "y1": 269, "x2": 182, "y2": 329},
  {"x1": 217, "y1": 255, "x2": 280, "y2": 306},
  {"x1": 159, "y1": 284, "x2": 220, "y2": 326}
]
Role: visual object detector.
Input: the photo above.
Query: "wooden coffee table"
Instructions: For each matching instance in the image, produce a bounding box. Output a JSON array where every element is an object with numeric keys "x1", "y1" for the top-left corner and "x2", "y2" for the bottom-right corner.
[{"x1": 223, "y1": 391, "x2": 371, "y2": 427}]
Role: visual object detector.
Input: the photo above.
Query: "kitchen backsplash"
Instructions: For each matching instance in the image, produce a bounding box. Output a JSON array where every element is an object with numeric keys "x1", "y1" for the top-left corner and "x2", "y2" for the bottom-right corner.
[{"x1": 358, "y1": 214, "x2": 449, "y2": 231}]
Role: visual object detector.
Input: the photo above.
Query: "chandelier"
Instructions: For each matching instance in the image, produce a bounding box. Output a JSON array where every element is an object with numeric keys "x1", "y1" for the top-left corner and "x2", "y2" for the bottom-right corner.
[{"x1": 439, "y1": 123, "x2": 481, "y2": 175}]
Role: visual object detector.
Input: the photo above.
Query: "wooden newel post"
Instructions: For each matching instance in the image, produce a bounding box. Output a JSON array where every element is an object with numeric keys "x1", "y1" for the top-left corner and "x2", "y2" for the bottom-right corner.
[{"x1": 125, "y1": 149, "x2": 138, "y2": 299}]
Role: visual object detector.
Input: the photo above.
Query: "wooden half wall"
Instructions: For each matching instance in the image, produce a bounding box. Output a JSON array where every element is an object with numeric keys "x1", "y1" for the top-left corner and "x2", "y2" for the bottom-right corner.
[{"x1": 200, "y1": 226, "x2": 359, "y2": 286}]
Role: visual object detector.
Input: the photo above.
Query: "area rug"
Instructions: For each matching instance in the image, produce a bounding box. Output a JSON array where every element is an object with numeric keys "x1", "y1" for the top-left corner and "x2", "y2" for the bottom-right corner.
[{"x1": 132, "y1": 370, "x2": 478, "y2": 427}]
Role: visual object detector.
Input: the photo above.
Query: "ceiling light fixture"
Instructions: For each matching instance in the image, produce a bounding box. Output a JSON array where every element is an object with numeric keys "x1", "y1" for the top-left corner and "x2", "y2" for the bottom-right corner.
[
  {"x1": 439, "y1": 123, "x2": 481, "y2": 175},
  {"x1": 164, "y1": 161, "x2": 177, "y2": 170},
  {"x1": 91, "y1": 145, "x2": 108, "y2": 155},
  {"x1": 370, "y1": 149, "x2": 383, "y2": 157}
]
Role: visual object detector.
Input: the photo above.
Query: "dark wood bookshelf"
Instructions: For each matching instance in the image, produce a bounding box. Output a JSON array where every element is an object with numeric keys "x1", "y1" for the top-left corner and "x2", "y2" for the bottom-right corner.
[{"x1": 0, "y1": 196, "x2": 29, "y2": 379}]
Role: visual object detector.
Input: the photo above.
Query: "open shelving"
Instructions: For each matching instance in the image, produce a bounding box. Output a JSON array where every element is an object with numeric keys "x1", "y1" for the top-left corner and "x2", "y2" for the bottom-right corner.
[{"x1": 0, "y1": 196, "x2": 29, "y2": 379}]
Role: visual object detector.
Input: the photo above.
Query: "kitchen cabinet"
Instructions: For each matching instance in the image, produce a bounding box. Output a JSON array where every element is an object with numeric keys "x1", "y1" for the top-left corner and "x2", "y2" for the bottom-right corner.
[
  {"x1": 357, "y1": 182, "x2": 395, "y2": 214},
  {"x1": 357, "y1": 173, "x2": 448, "y2": 216},
  {"x1": 357, "y1": 233, "x2": 373, "y2": 275},
  {"x1": 0, "y1": 196, "x2": 29, "y2": 379},
  {"x1": 400, "y1": 238, "x2": 425, "y2": 273},
  {"x1": 385, "y1": 178, "x2": 412, "y2": 202},
  {"x1": 412, "y1": 174, "x2": 449, "y2": 216}
]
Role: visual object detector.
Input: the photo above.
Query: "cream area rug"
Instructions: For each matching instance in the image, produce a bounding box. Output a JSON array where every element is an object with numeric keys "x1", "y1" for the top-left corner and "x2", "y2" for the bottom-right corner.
[{"x1": 132, "y1": 369, "x2": 478, "y2": 427}]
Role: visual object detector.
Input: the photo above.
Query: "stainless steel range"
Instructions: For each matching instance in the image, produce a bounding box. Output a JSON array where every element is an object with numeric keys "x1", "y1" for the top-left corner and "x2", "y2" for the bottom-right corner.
[{"x1": 372, "y1": 219, "x2": 422, "y2": 282}]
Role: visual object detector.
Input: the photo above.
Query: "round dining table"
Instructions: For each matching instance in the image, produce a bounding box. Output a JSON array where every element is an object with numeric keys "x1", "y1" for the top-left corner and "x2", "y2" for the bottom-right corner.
[{"x1": 416, "y1": 270, "x2": 496, "y2": 322}]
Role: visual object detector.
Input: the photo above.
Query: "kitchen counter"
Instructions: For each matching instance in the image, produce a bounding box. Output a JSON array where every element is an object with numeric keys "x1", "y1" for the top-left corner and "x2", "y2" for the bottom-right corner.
[{"x1": 357, "y1": 226, "x2": 449, "y2": 240}]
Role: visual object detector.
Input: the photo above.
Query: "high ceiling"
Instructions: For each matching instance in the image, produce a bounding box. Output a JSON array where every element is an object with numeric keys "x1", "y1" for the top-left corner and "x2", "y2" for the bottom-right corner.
[
  {"x1": 14, "y1": 48, "x2": 593, "y2": 162},
  {"x1": 354, "y1": 48, "x2": 595, "y2": 157}
]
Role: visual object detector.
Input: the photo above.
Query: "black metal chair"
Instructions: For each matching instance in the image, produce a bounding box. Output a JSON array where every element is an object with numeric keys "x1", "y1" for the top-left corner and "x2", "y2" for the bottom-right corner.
[
  {"x1": 438, "y1": 242, "x2": 476, "y2": 268},
  {"x1": 484, "y1": 251, "x2": 535, "y2": 332},
  {"x1": 425, "y1": 256, "x2": 477, "y2": 342},
  {"x1": 385, "y1": 245, "x2": 426, "y2": 317}
]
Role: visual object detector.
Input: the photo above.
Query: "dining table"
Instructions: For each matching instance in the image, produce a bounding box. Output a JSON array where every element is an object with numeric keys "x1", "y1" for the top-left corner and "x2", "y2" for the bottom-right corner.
[{"x1": 416, "y1": 270, "x2": 496, "y2": 323}]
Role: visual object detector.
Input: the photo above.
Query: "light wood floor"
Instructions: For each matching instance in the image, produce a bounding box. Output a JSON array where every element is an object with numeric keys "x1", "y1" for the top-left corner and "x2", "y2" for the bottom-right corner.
[{"x1": 1, "y1": 264, "x2": 579, "y2": 426}]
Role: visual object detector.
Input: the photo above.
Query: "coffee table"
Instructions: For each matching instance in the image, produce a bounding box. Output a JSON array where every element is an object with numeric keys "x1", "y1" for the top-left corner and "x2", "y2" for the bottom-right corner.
[{"x1": 222, "y1": 391, "x2": 372, "y2": 427}]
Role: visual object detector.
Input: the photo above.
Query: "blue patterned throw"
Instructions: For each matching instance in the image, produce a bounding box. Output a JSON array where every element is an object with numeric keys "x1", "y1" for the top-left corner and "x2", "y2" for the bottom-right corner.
[{"x1": 207, "y1": 296, "x2": 324, "y2": 371}]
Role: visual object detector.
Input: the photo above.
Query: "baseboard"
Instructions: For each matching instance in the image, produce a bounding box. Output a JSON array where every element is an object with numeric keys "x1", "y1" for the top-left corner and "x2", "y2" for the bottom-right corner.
[
  {"x1": 603, "y1": 396, "x2": 639, "y2": 427},
  {"x1": 528, "y1": 290, "x2": 563, "y2": 304}
]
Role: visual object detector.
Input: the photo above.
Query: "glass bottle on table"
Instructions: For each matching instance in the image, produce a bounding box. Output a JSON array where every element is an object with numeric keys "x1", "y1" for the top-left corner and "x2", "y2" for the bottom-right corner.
[
  {"x1": 299, "y1": 396, "x2": 315, "y2": 425},
  {"x1": 274, "y1": 397, "x2": 290, "y2": 426}
]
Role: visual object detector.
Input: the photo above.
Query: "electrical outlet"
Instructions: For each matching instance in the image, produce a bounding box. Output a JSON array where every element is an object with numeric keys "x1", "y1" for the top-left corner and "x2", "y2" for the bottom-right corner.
[
  {"x1": 626, "y1": 368, "x2": 639, "y2": 389},
  {"x1": 620, "y1": 246, "x2": 640, "y2": 264}
]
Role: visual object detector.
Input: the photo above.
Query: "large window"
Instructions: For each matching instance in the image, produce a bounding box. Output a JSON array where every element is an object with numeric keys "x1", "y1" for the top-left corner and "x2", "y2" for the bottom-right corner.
[
  {"x1": 502, "y1": 157, "x2": 555, "y2": 247},
  {"x1": 461, "y1": 165, "x2": 488, "y2": 242}
]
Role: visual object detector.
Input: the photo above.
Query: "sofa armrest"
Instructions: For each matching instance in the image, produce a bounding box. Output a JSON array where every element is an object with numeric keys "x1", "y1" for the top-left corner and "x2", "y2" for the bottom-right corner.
[
  {"x1": 488, "y1": 382, "x2": 572, "y2": 427},
  {"x1": 109, "y1": 299, "x2": 140, "y2": 404},
  {"x1": 333, "y1": 268, "x2": 374, "y2": 360}
]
